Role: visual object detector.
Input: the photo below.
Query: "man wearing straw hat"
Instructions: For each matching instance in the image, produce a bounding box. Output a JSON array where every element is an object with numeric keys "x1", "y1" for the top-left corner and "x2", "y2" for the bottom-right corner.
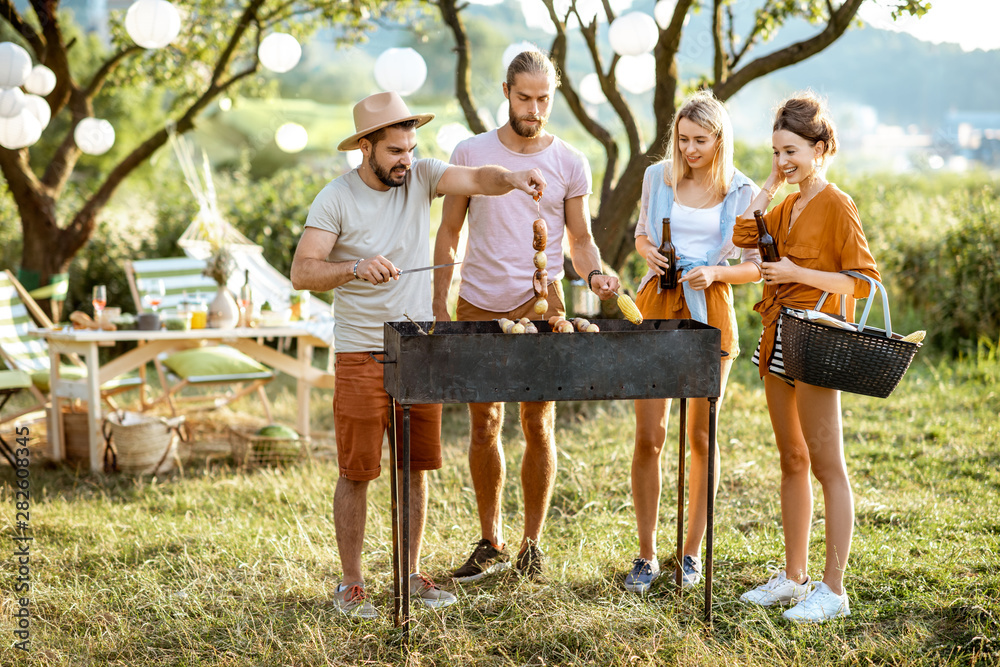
[{"x1": 291, "y1": 91, "x2": 546, "y2": 619}]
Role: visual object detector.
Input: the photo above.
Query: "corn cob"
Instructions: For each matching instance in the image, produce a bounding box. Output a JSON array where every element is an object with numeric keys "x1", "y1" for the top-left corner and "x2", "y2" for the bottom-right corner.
[
  {"x1": 901, "y1": 330, "x2": 926, "y2": 343},
  {"x1": 616, "y1": 292, "x2": 643, "y2": 325}
]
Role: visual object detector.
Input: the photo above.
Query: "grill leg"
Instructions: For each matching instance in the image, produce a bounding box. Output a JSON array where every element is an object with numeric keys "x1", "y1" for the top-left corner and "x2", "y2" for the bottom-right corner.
[
  {"x1": 388, "y1": 399, "x2": 400, "y2": 628},
  {"x1": 675, "y1": 398, "x2": 687, "y2": 591},
  {"x1": 705, "y1": 396, "x2": 718, "y2": 625},
  {"x1": 401, "y1": 405, "x2": 411, "y2": 640}
]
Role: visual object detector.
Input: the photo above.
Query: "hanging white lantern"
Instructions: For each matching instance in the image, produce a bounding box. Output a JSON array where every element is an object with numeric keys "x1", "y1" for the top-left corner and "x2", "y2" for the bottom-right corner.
[
  {"x1": 496, "y1": 99, "x2": 509, "y2": 128},
  {"x1": 0, "y1": 87, "x2": 25, "y2": 118},
  {"x1": 579, "y1": 73, "x2": 607, "y2": 105},
  {"x1": 654, "y1": 0, "x2": 676, "y2": 28},
  {"x1": 125, "y1": 0, "x2": 182, "y2": 49},
  {"x1": 436, "y1": 122, "x2": 473, "y2": 156},
  {"x1": 22, "y1": 94, "x2": 50, "y2": 130},
  {"x1": 609, "y1": 12, "x2": 659, "y2": 56},
  {"x1": 345, "y1": 149, "x2": 363, "y2": 169},
  {"x1": 23, "y1": 64, "x2": 56, "y2": 96},
  {"x1": 373, "y1": 48, "x2": 427, "y2": 97},
  {"x1": 75, "y1": 118, "x2": 116, "y2": 155},
  {"x1": 258, "y1": 33, "x2": 301, "y2": 74},
  {"x1": 615, "y1": 53, "x2": 656, "y2": 94},
  {"x1": 0, "y1": 42, "x2": 32, "y2": 88},
  {"x1": 0, "y1": 108, "x2": 42, "y2": 150},
  {"x1": 501, "y1": 42, "x2": 538, "y2": 73},
  {"x1": 275, "y1": 122, "x2": 308, "y2": 153}
]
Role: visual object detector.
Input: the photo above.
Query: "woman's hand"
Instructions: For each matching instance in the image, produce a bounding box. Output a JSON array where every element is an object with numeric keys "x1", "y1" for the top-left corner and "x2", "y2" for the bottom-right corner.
[
  {"x1": 642, "y1": 243, "x2": 669, "y2": 277},
  {"x1": 764, "y1": 153, "x2": 786, "y2": 195},
  {"x1": 760, "y1": 257, "x2": 798, "y2": 285},
  {"x1": 678, "y1": 266, "x2": 718, "y2": 290}
]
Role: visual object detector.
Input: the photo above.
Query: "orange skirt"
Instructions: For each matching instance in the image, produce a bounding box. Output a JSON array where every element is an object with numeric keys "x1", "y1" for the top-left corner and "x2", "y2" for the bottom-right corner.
[{"x1": 635, "y1": 278, "x2": 739, "y2": 358}]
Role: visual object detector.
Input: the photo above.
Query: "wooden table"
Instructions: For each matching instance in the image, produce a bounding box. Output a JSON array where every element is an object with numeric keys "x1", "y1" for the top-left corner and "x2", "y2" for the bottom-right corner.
[{"x1": 34, "y1": 326, "x2": 335, "y2": 472}]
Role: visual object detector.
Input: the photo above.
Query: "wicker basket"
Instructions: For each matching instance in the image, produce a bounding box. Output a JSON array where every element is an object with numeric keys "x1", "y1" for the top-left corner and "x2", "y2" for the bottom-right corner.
[
  {"x1": 229, "y1": 426, "x2": 308, "y2": 468},
  {"x1": 103, "y1": 411, "x2": 184, "y2": 475},
  {"x1": 779, "y1": 271, "x2": 921, "y2": 398},
  {"x1": 45, "y1": 407, "x2": 90, "y2": 465}
]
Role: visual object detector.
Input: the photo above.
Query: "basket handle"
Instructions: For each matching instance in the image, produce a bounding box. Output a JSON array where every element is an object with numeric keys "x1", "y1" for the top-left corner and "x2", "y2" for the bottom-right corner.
[{"x1": 813, "y1": 270, "x2": 893, "y2": 338}]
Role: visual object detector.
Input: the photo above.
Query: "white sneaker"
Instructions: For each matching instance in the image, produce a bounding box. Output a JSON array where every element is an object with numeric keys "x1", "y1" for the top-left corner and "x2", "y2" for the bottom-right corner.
[
  {"x1": 739, "y1": 569, "x2": 813, "y2": 607},
  {"x1": 783, "y1": 581, "x2": 850, "y2": 623},
  {"x1": 409, "y1": 572, "x2": 458, "y2": 609}
]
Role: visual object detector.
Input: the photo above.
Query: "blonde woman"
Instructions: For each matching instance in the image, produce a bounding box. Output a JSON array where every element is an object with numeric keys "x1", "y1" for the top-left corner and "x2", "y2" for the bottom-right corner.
[
  {"x1": 733, "y1": 92, "x2": 879, "y2": 622},
  {"x1": 625, "y1": 92, "x2": 761, "y2": 593}
]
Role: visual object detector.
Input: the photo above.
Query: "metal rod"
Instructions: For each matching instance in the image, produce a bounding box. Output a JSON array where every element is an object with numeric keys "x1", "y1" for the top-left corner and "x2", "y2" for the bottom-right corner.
[
  {"x1": 387, "y1": 398, "x2": 400, "y2": 627},
  {"x1": 675, "y1": 398, "x2": 687, "y2": 591},
  {"x1": 401, "y1": 405, "x2": 412, "y2": 640},
  {"x1": 705, "y1": 396, "x2": 718, "y2": 625}
]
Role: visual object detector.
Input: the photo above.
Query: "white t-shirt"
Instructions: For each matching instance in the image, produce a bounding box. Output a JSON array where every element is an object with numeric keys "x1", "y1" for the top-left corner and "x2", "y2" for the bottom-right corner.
[
  {"x1": 669, "y1": 199, "x2": 724, "y2": 261},
  {"x1": 450, "y1": 130, "x2": 592, "y2": 311},
  {"x1": 304, "y1": 159, "x2": 450, "y2": 352}
]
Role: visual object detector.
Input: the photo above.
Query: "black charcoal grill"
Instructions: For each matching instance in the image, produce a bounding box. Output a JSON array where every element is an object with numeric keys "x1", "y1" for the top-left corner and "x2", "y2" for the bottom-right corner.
[{"x1": 381, "y1": 319, "x2": 722, "y2": 636}]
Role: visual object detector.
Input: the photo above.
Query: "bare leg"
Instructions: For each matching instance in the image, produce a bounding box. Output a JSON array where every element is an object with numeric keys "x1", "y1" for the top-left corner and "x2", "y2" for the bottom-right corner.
[
  {"x1": 335, "y1": 476, "x2": 369, "y2": 585},
  {"x1": 468, "y1": 402, "x2": 505, "y2": 546},
  {"x1": 519, "y1": 401, "x2": 556, "y2": 550},
  {"x1": 764, "y1": 375, "x2": 813, "y2": 584},
  {"x1": 682, "y1": 358, "x2": 733, "y2": 557},
  {"x1": 404, "y1": 469, "x2": 428, "y2": 572},
  {"x1": 795, "y1": 382, "x2": 852, "y2": 594},
  {"x1": 632, "y1": 398, "x2": 671, "y2": 561}
]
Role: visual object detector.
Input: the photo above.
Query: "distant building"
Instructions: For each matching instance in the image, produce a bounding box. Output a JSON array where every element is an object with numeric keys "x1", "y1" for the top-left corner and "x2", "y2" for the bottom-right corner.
[{"x1": 941, "y1": 111, "x2": 1000, "y2": 166}]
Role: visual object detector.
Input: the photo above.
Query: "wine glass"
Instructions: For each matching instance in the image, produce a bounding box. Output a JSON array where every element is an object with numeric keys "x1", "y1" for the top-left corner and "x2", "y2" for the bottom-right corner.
[
  {"x1": 92, "y1": 285, "x2": 107, "y2": 323},
  {"x1": 144, "y1": 279, "x2": 165, "y2": 312},
  {"x1": 239, "y1": 283, "x2": 252, "y2": 326}
]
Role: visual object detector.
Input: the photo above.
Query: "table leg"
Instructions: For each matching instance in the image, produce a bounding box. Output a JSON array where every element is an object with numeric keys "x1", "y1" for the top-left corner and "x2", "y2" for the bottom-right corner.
[
  {"x1": 401, "y1": 405, "x2": 411, "y2": 641},
  {"x1": 47, "y1": 344, "x2": 64, "y2": 462},
  {"x1": 296, "y1": 341, "x2": 313, "y2": 440},
  {"x1": 388, "y1": 399, "x2": 400, "y2": 627},
  {"x1": 84, "y1": 342, "x2": 103, "y2": 473},
  {"x1": 704, "y1": 396, "x2": 718, "y2": 624},
  {"x1": 675, "y1": 398, "x2": 687, "y2": 591}
]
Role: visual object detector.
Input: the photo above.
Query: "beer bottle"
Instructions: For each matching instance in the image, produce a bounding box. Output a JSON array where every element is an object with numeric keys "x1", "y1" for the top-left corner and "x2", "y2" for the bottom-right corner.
[
  {"x1": 658, "y1": 217, "x2": 678, "y2": 290},
  {"x1": 754, "y1": 210, "x2": 780, "y2": 263}
]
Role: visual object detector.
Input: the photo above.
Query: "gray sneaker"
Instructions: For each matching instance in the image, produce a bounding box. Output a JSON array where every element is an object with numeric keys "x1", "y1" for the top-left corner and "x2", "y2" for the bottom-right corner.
[
  {"x1": 676, "y1": 554, "x2": 702, "y2": 588},
  {"x1": 334, "y1": 582, "x2": 377, "y2": 619},
  {"x1": 624, "y1": 557, "x2": 660, "y2": 594},
  {"x1": 410, "y1": 573, "x2": 458, "y2": 609}
]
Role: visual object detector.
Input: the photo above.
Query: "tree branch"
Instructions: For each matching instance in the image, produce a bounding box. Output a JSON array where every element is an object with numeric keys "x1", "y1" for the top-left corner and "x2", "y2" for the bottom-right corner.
[
  {"x1": 712, "y1": 0, "x2": 726, "y2": 83},
  {"x1": 0, "y1": 0, "x2": 43, "y2": 53},
  {"x1": 435, "y1": 0, "x2": 487, "y2": 133}
]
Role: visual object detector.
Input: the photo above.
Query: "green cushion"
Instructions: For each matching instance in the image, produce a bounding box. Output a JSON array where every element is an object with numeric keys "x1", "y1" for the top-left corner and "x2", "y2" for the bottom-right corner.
[
  {"x1": 162, "y1": 346, "x2": 269, "y2": 380},
  {"x1": 31, "y1": 366, "x2": 142, "y2": 393},
  {"x1": 0, "y1": 370, "x2": 31, "y2": 391}
]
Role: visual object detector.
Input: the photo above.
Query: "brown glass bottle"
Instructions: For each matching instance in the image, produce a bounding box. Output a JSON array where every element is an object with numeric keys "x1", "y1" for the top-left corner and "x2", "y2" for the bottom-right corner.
[
  {"x1": 658, "y1": 217, "x2": 678, "y2": 290},
  {"x1": 754, "y1": 210, "x2": 780, "y2": 263}
]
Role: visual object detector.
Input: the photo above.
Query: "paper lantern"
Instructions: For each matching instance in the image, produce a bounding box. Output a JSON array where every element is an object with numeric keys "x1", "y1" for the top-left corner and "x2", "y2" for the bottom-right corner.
[
  {"x1": 579, "y1": 73, "x2": 607, "y2": 105},
  {"x1": 125, "y1": 0, "x2": 182, "y2": 49},
  {"x1": 501, "y1": 42, "x2": 538, "y2": 73},
  {"x1": 373, "y1": 48, "x2": 427, "y2": 97},
  {"x1": 0, "y1": 87, "x2": 25, "y2": 118},
  {"x1": 74, "y1": 118, "x2": 116, "y2": 155},
  {"x1": 275, "y1": 122, "x2": 308, "y2": 153},
  {"x1": 615, "y1": 53, "x2": 656, "y2": 94},
  {"x1": 436, "y1": 122, "x2": 473, "y2": 156},
  {"x1": 23, "y1": 64, "x2": 56, "y2": 96},
  {"x1": 345, "y1": 149, "x2": 363, "y2": 169},
  {"x1": 0, "y1": 108, "x2": 42, "y2": 150},
  {"x1": 0, "y1": 42, "x2": 32, "y2": 88},
  {"x1": 609, "y1": 12, "x2": 659, "y2": 56},
  {"x1": 22, "y1": 94, "x2": 51, "y2": 129},
  {"x1": 654, "y1": 0, "x2": 675, "y2": 28},
  {"x1": 496, "y1": 100, "x2": 509, "y2": 128},
  {"x1": 258, "y1": 33, "x2": 301, "y2": 74}
]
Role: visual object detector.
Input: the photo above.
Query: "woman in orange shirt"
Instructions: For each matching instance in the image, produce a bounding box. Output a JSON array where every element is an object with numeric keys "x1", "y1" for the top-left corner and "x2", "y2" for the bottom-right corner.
[{"x1": 732, "y1": 93, "x2": 879, "y2": 623}]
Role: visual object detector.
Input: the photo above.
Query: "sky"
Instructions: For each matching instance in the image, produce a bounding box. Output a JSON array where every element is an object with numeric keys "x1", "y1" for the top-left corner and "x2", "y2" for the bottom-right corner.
[{"x1": 855, "y1": 0, "x2": 1000, "y2": 52}]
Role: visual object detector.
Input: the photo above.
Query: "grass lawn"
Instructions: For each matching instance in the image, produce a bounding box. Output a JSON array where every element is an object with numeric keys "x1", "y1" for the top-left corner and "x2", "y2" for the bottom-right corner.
[{"x1": 1, "y1": 353, "x2": 998, "y2": 665}]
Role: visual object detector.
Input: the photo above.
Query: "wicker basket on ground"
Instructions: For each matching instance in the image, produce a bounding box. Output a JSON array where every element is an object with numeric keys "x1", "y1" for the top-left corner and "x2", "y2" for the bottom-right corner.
[{"x1": 228, "y1": 425, "x2": 308, "y2": 468}]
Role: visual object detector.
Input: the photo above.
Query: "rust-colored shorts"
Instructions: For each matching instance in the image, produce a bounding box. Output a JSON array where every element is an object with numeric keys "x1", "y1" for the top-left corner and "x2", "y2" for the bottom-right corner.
[
  {"x1": 635, "y1": 278, "x2": 740, "y2": 358},
  {"x1": 333, "y1": 352, "x2": 443, "y2": 481},
  {"x1": 456, "y1": 280, "x2": 566, "y2": 322}
]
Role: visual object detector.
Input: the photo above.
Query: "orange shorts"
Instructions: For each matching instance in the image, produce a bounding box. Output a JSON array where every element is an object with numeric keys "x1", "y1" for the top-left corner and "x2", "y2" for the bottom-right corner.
[
  {"x1": 456, "y1": 280, "x2": 566, "y2": 321},
  {"x1": 333, "y1": 352, "x2": 442, "y2": 481},
  {"x1": 635, "y1": 278, "x2": 739, "y2": 358}
]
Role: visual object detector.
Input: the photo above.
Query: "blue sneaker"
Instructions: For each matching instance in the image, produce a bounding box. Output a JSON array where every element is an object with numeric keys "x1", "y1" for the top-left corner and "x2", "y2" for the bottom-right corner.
[
  {"x1": 677, "y1": 555, "x2": 702, "y2": 588},
  {"x1": 624, "y1": 557, "x2": 660, "y2": 594}
]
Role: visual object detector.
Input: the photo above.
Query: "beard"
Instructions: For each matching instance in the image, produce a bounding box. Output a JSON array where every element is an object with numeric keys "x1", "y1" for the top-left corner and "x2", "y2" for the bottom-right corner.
[
  {"x1": 369, "y1": 153, "x2": 408, "y2": 188},
  {"x1": 510, "y1": 110, "x2": 547, "y2": 139}
]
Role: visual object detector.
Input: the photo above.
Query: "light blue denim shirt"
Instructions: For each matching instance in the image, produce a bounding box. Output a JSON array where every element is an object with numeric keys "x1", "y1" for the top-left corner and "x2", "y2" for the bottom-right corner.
[{"x1": 635, "y1": 161, "x2": 761, "y2": 323}]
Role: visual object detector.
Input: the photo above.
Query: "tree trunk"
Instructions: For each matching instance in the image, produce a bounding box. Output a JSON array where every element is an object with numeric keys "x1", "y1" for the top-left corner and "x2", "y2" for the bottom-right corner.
[{"x1": 19, "y1": 202, "x2": 90, "y2": 322}]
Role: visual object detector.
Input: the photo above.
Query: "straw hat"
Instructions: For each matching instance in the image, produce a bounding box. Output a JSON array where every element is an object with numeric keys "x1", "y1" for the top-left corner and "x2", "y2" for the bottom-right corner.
[{"x1": 337, "y1": 91, "x2": 435, "y2": 152}]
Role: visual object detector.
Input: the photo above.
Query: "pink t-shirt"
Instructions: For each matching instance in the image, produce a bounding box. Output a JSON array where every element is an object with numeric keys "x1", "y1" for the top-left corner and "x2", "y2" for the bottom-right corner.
[{"x1": 450, "y1": 130, "x2": 592, "y2": 311}]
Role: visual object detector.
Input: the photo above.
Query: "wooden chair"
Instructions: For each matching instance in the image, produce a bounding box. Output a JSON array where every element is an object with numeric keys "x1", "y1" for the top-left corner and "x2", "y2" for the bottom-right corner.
[{"x1": 124, "y1": 257, "x2": 274, "y2": 420}]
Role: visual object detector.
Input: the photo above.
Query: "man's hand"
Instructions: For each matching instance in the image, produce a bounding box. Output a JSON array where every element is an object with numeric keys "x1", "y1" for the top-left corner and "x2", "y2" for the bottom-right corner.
[
  {"x1": 590, "y1": 274, "x2": 620, "y2": 301},
  {"x1": 357, "y1": 255, "x2": 400, "y2": 285}
]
